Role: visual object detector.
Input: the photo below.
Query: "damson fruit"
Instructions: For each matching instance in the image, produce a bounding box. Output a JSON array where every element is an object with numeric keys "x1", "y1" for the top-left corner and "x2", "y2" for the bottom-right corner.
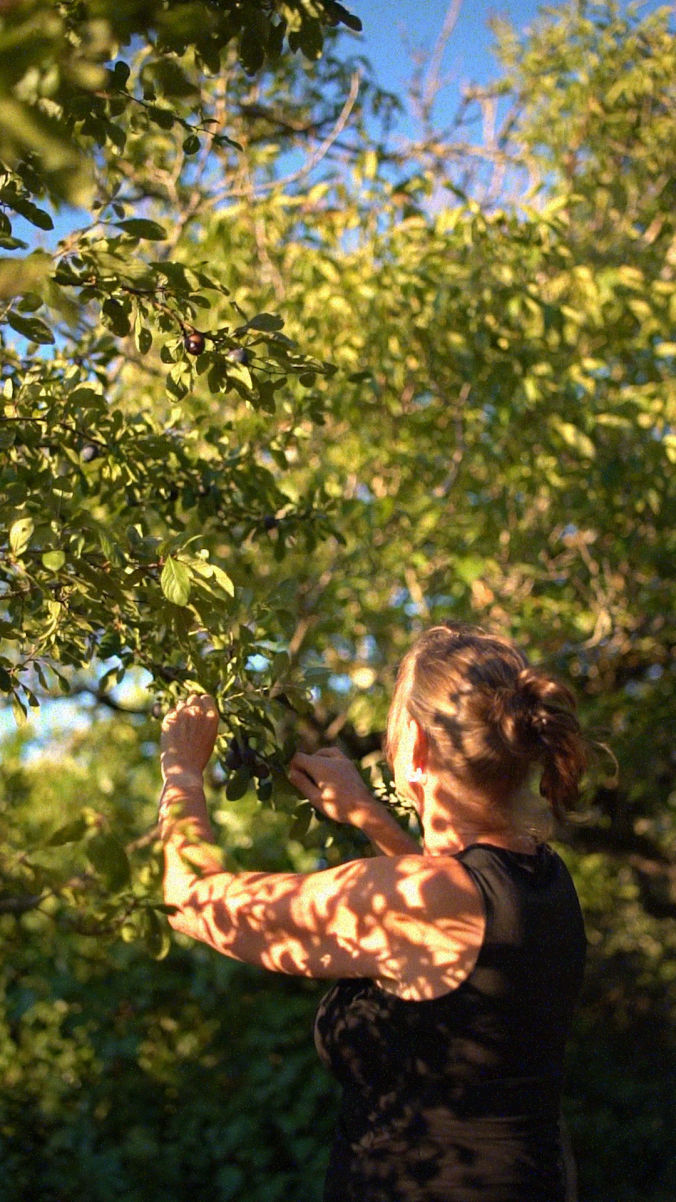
[
  {"x1": 224, "y1": 739, "x2": 243, "y2": 771},
  {"x1": 253, "y1": 757, "x2": 271, "y2": 781},
  {"x1": 81, "y1": 444, "x2": 99, "y2": 462},
  {"x1": 151, "y1": 702, "x2": 163, "y2": 719},
  {"x1": 184, "y1": 330, "x2": 205, "y2": 355},
  {"x1": 227, "y1": 346, "x2": 250, "y2": 365},
  {"x1": 263, "y1": 515, "x2": 278, "y2": 531}
]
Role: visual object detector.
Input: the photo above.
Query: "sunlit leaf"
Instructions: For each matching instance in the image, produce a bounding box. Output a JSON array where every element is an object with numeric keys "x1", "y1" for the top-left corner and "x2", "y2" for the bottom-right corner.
[
  {"x1": 42, "y1": 550, "x2": 66, "y2": 571},
  {"x1": 9, "y1": 517, "x2": 34, "y2": 557},
  {"x1": 160, "y1": 557, "x2": 192, "y2": 606}
]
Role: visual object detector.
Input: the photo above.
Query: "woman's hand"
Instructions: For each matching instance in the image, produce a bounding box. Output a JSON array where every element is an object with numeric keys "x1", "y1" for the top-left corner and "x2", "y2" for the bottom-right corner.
[
  {"x1": 288, "y1": 747, "x2": 378, "y2": 824},
  {"x1": 160, "y1": 693, "x2": 220, "y2": 788}
]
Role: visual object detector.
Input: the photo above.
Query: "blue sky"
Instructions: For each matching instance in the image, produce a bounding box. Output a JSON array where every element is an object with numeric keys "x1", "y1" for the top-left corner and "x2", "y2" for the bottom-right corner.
[
  {"x1": 354, "y1": 0, "x2": 667, "y2": 132},
  {"x1": 348, "y1": 0, "x2": 549, "y2": 167},
  {"x1": 359, "y1": 0, "x2": 545, "y2": 92}
]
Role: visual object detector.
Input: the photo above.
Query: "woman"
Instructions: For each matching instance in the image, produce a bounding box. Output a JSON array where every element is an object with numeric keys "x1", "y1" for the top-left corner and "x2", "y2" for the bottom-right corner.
[{"x1": 159, "y1": 622, "x2": 587, "y2": 1201}]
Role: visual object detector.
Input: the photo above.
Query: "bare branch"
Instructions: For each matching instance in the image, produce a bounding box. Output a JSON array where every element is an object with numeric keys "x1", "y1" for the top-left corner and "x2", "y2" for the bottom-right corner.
[
  {"x1": 421, "y1": 0, "x2": 464, "y2": 122},
  {"x1": 209, "y1": 71, "x2": 362, "y2": 206}
]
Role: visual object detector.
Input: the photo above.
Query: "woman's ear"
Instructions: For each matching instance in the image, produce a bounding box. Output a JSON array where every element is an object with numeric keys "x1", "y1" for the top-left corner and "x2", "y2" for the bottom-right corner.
[{"x1": 409, "y1": 718, "x2": 429, "y2": 775}]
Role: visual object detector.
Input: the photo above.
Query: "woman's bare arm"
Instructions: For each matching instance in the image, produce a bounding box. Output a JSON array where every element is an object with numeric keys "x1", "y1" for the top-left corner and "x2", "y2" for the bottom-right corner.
[
  {"x1": 156, "y1": 697, "x2": 478, "y2": 995},
  {"x1": 161, "y1": 831, "x2": 482, "y2": 996},
  {"x1": 158, "y1": 698, "x2": 482, "y2": 998}
]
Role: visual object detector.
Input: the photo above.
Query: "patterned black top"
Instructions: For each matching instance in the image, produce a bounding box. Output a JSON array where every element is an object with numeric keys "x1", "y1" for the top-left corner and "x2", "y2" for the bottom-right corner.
[{"x1": 314, "y1": 843, "x2": 586, "y2": 1202}]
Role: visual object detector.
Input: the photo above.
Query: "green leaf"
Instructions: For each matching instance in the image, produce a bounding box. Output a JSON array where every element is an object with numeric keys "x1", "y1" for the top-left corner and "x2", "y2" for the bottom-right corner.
[
  {"x1": 288, "y1": 801, "x2": 313, "y2": 839},
  {"x1": 67, "y1": 386, "x2": 104, "y2": 409},
  {"x1": 47, "y1": 817, "x2": 88, "y2": 846},
  {"x1": 111, "y1": 60, "x2": 131, "y2": 87},
  {"x1": 147, "y1": 105, "x2": 174, "y2": 130},
  {"x1": 42, "y1": 550, "x2": 66, "y2": 571},
  {"x1": 210, "y1": 563, "x2": 235, "y2": 597},
  {"x1": 328, "y1": 3, "x2": 362, "y2": 32},
  {"x1": 115, "y1": 218, "x2": 167, "y2": 240},
  {"x1": 102, "y1": 298, "x2": 131, "y2": 336},
  {"x1": 225, "y1": 767, "x2": 250, "y2": 801},
  {"x1": 8, "y1": 195, "x2": 54, "y2": 230},
  {"x1": 143, "y1": 906, "x2": 171, "y2": 960},
  {"x1": 136, "y1": 325, "x2": 153, "y2": 354},
  {"x1": 455, "y1": 556, "x2": 485, "y2": 585},
  {"x1": 5, "y1": 310, "x2": 54, "y2": 344},
  {"x1": 0, "y1": 252, "x2": 51, "y2": 301},
  {"x1": 256, "y1": 776, "x2": 273, "y2": 802},
  {"x1": 160, "y1": 557, "x2": 192, "y2": 606},
  {"x1": 9, "y1": 516, "x2": 34, "y2": 556},
  {"x1": 553, "y1": 420, "x2": 596, "y2": 460},
  {"x1": 239, "y1": 23, "x2": 266, "y2": 74},
  {"x1": 297, "y1": 17, "x2": 323, "y2": 61},
  {"x1": 86, "y1": 833, "x2": 131, "y2": 893},
  {"x1": 247, "y1": 312, "x2": 285, "y2": 332}
]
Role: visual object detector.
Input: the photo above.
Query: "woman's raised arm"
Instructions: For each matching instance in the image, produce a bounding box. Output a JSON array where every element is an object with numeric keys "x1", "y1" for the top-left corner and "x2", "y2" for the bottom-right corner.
[
  {"x1": 162, "y1": 842, "x2": 482, "y2": 997},
  {"x1": 288, "y1": 748, "x2": 420, "y2": 856},
  {"x1": 158, "y1": 697, "x2": 482, "y2": 998}
]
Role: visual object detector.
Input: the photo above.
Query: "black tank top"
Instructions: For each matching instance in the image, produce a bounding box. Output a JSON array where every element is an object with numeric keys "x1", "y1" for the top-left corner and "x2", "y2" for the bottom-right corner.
[{"x1": 314, "y1": 843, "x2": 586, "y2": 1202}]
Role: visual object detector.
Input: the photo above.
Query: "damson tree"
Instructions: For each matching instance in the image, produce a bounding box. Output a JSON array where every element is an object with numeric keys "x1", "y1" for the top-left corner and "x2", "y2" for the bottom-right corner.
[
  {"x1": 1, "y1": 4, "x2": 675, "y2": 1197},
  {"x1": 1, "y1": 0, "x2": 378, "y2": 927}
]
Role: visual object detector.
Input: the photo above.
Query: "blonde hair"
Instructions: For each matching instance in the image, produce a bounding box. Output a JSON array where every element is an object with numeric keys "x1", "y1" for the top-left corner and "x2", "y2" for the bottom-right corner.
[{"x1": 386, "y1": 623, "x2": 587, "y2": 826}]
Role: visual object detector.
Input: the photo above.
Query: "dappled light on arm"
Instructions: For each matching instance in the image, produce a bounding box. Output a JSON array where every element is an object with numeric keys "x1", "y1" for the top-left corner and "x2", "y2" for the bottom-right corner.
[{"x1": 165, "y1": 854, "x2": 484, "y2": 1000}]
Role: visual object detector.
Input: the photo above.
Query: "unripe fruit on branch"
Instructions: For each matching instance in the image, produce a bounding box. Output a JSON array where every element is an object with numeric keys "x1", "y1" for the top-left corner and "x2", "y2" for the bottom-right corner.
[{"x1": 184, "y1": 330, "x2": 205, "y2": 355}]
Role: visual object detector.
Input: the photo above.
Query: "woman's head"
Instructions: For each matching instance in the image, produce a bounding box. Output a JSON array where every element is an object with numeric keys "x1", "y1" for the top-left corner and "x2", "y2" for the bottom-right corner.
[{"x1": 386, "y1": 622, "x2": 587, "y2": 827}]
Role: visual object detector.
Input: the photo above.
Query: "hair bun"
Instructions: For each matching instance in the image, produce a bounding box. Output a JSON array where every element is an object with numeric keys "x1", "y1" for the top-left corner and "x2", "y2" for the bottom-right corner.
[
  {"x1": 489, "y1": 675, "x2": 543, "y2": 757},
  {"x1": 513, "y1": 666, "x2": 587, "y2": 817},
  {"x1": 487, "y1": 666, "x2": 587, "y2": 819}
]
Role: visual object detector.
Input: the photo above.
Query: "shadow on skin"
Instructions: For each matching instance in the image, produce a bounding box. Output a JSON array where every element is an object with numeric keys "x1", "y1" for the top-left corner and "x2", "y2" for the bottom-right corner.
[{"x1": 164, "y1": 843, "x2": 484, "y2": 1001}]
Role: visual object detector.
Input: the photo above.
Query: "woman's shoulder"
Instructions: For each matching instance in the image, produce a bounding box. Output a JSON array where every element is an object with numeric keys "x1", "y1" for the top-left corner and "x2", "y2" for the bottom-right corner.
[{"x1": 360, "y1": 853, "x2": 486, "y2": 1001}]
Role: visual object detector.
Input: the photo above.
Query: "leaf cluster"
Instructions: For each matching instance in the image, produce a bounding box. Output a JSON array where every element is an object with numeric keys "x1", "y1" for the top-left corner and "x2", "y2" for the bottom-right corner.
[{"x1": 0, "y1": 0, "x2": 361, "y2": 205}]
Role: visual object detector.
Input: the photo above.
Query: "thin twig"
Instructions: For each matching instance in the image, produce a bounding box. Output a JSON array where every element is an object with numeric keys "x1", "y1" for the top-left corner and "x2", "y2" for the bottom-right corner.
[
  {"x1": 421, "y1": 0, "x2": 463, "y2": 122},
  {"x1": 209, "y1": 71, "x2": 362, "y2": 205}
]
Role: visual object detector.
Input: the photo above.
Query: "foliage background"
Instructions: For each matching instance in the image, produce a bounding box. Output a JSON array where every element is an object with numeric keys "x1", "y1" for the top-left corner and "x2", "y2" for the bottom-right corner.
[{"x1": 1, "y1": 1, "x2": 674, "y2": 1198}]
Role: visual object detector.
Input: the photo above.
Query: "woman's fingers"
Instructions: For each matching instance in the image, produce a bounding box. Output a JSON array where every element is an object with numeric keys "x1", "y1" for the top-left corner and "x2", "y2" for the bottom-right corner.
[
  {"x1": 287, "y1": 764, "x2": 320, "y2": 802},
  {"x1": 160, "y1": 694, "x2": 219, "y2": 778},
  {"x1": 290, "y1": 747, "x2": 343, "y2": 774},
  {"x1": 290, "y1": 766, "x2": 335, "y2": 805},
  {"x1": 164, "y1": 693, "x2": 216, "y2": 718},
  {"x1": 289, "y1": 750, "x2": 313, "y2": 771}
]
